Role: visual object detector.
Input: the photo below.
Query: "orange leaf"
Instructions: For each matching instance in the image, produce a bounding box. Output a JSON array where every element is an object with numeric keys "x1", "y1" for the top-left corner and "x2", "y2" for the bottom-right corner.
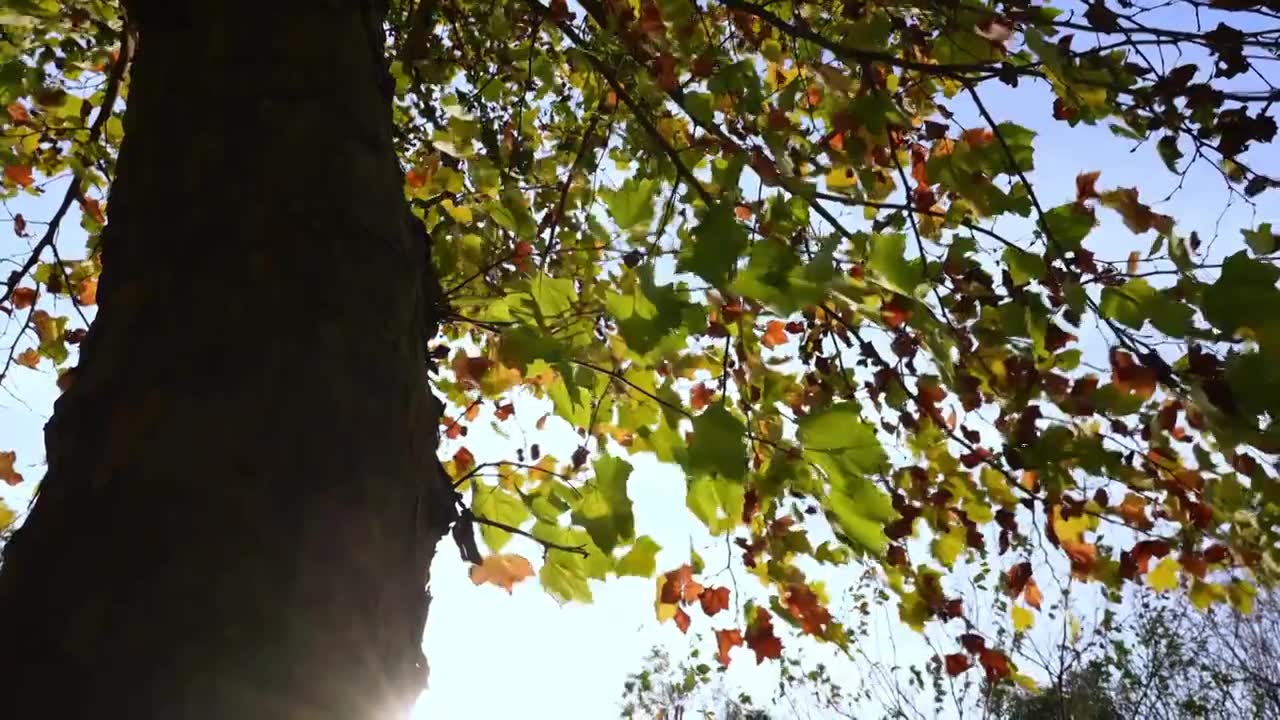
[
  {"x1": 716, "y1": 628, "x2": 743, "y2": 666},
  {"x1": 744, "y1": 607, "x2": 783, "y2": 664},
  {"x1": 673, "y1": 607, "x2": 691, "y2": 634},
  {"x1": 15, "y1": 348, "x2": 39, "y2": 369},
  {"x1": 405, "y1": 168, "x2": 427, "y2": 188},
  {"x1": 944, "y1": 652, "x2": 972, "y2": 676},
  {"x1": 1116, "y1": 493, "x2": 1152, "y2": 530},
  {"x1": 12, "y1": 287, "x2": 37, "y2": 309},
  {"x1": 1126, "y1": 250, "x2": 1140, "y2": 275},
  {"x1": 1023, "y1": 578, "x2": 1043, "y2": 610},
  {"x1": 494, "y1": 403, "x2": 515, "y2": 421},
  {"x1": 699, "y1": 586, "x2": 730, "y2": 616},
  {"x1": 0, "y1": 450, "x2": 23, "y2": 486},
  {"x1": 660, "y1": 565, "x2": 704, "y2": 605},
  {"x1": 77, "y1": 277, "x2": 98, "y2": 306},
  {"x1": 5, "y1": 164, "x2": 33, "y2": 188},
  {"x1": 761, "y1": 320, "x2": 787, "y2": 349},
  {"x1": 469, "y1": 554, "x2": 534, "y2": 593},
  {"x1": 961, "y1": 128, "x2": 994, "y2": 148},
  {"x1": 1062, "y1": 539, "x2": 1098, "y2": 578}
]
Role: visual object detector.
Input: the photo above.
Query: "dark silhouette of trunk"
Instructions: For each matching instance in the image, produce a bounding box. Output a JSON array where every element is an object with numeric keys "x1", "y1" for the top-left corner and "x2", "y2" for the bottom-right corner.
[{"x1": 0, "y1": 2, "x2": 454, "y2": 717}]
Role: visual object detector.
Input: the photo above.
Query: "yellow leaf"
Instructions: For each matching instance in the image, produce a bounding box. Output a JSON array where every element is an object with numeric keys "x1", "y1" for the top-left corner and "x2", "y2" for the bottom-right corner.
[
  {"x1": 441, "y1": 198, "x2": 473, "y2": 224},
  {"x1": 0, "y1": 498, "x2": 14, "y2": 531},
  {"x1": 469, "y1": 554, "x2": 534, "y2": 593},
  {"x1": 1189, "y1": 579, "x2": 1227, "y2": 610},
  {"x1": 1013, "y1": 673, "x2": 1039, "y2": 693},
  {"x1": 1146, "y1": 556, "x2": 1179, "y2": 592},
  {"x1": 1011, "y1": 605, "x2": 1034, "y2": 632},
  {"x1": 1228, "y1": 579, "x2": 1257, "y2": 614},
  {"x1": 825, "y1": 166, "x2": 858, "y2": 190},
  {"x1": 931, "y1": 524, "x2": 966, "y2": 568},
  {"x1": 1051, "y1": 505, "x2": 1090, "y2": 544}
]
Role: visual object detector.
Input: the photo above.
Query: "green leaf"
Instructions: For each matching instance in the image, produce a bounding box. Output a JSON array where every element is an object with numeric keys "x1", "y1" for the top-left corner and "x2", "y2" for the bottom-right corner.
[
  {"x1": 868, "y1": 233, "x2": 924, "y2": 295},
  {"x1": 797, "y1": 403, "x2": 887, "y2": 477},
  {"x1": 570, "y1": 455, "x2": 635, "y2": 553},
  {"x1": 1157, "y1": 135, "x2": 1184, "y2": 172},
  {"x1": 1041, "y1": 204, "x2": 1095, "y2": 251},
  {"x1": 616, "y1": 535, "x2": 662, "y2": 577},
  {"x1": 472, "y1": 483, "x2": 530, "y2": 552},
  {"x1": 681, "y1": 204, "x2": 748, "y2": 289},
  {"x1": 530, "y1": 273, "x2": 576, "y2": 319},
  {"x1": 688, "y1": 405, "x2": 747, "y2": 481},
  {"x1": 687, "y1": 474, "x2": 745, "y2": 534},
  {"x1": 1100, "y1": 278, "x2": 1156, "y2": 329},
  {"x1": 1243, "y1": 223, "x2": 1279, "y2": 256},
  {"x1": 605, "y1": 177, "x2": 658, "y2": 236},
  {"x1": 540, "y1": 555, "x2": 593, "y2": 603},
  {"x1": 1003, "y1": 246, "x2": 1046, "y2": 287}
]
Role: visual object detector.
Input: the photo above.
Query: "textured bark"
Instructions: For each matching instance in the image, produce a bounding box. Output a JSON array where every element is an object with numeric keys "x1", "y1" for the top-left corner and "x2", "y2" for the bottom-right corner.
[{"x1": 0, "y1": 2, "x2": 453, "y2": 718}]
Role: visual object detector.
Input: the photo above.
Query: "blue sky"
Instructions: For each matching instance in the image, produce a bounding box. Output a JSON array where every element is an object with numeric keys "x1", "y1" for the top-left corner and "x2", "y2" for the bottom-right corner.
[{"x1": 2, "y1": 5, "x2": 1277, "y2": 718}]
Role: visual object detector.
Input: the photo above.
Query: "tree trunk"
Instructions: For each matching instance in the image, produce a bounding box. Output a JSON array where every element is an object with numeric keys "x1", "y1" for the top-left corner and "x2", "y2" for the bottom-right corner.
[{"x1": 0, "y1": 2, "x2": 453, "y2": 718}]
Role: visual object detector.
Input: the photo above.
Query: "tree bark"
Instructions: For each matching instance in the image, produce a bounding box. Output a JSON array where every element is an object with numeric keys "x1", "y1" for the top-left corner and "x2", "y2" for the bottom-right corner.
[{"x1": 0, "y1": 2, "x2": 453, "y2": 718}]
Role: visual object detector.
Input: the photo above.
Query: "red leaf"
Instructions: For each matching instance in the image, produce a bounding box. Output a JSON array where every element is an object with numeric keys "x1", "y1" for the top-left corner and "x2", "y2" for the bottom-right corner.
[
  {"x1": 5, "y1": 102, "x2": 31, "y2": 125},
  {"x1": 783, "y1": 584, "x2": 832, "y2": 635},
  {"x1": 944, "y1": 653, "x2": 972, "y2": 676},
  {"x1": 761, "y1": 320, "x2": 787, "y2": 349},
  {"x1": 979, "y1": 648, "x2": 1012, "y2": 682},
  {"x1": 691, "y1": 382, "x2": 715, "y2": 411},
  {"x1": 453, "y1": 447, "x2": 476, "y2": 474},
  {"x1": 673, "y1": 607, "x2": 691, "y2": 634},
  {"x1": 699, "y1": 586, "x2": 731, "y2": 616},
  {"x1": 744, "y1": 607, "x2": 783, "y2": 664},
  {"x1": 716, "y1": 628, "x2": 743, "y2": 666},
  {"x1": 80, "y1": 197, "x2": 105, "y2": 224},
  {"x1": 494, "y1": 403, "x2": 515, "y2": 421},
  {"x1": 881, "y1": 295, "x2": 911, "y2": 328},
  {"x1": 959, "y1": 633, "x2": 986, "y2": 654},
  {"x1": 661, "y1": 565, "x2": 705, "y2": 605},
  {"x1": 1110, "y1": 349, "x2": 1157, "y2": 400}
]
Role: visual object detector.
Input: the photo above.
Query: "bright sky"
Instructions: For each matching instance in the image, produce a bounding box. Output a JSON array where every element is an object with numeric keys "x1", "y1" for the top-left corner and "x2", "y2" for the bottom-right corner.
[{"x1": 1, "y1": 6, "x2": 1276, "y2": 718}]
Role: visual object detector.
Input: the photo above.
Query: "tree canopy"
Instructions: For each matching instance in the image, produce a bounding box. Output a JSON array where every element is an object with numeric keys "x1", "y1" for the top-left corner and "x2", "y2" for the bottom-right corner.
[{"x1": 3, "y1": 0, "x2": 1280, "y2": 692}]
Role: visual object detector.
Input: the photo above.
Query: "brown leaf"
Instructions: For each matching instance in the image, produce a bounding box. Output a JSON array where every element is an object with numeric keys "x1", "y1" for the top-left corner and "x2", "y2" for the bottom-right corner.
[
  {"x1": 761, "y1": 320, "x2": 787, "y2": 349},
  {"x1": 716, "y1": 628, "x2": 743, "y2": 666},
  {"x1": 699, "y1": 586, "x2": 730, "y2": 616},
  {"x1": 0, "y1": 450, "x2": 23, "y2": 486},
  {"x1": 1076, "y1": 170, "x2": 1101, "y2": 203},
  {"x1": 494, "y1": 403, "x2": 515, "y2": 421},
  {"x1": 1110, "y1": 349, "x2": 1157, "y2": 400},
  {"x1": 12, "y1": 213, "x2": 27, "y2": 237},
  {"x1": 959, "y1": 633, "x2": 986, "y2": 654},
  {"x1": 12, "y1": 287, "x2": 37, "y2": 309}
]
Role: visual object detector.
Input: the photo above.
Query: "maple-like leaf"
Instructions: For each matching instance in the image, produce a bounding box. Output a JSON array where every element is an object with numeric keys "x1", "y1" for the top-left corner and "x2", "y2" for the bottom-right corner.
[
  {"x1": 4, "y1": 164, "x2": 33, "y2": 188},
  {"x1": 12, "y1": 287, "x2": 36, "y2": 309},
  {"x1": 699, "y1": 586, "x2": 730, "y2": 616},
  {"x1": 744, "y1": 607, "x2": 783, "y2": 664},
  {"x1": 716, "y1": 628, "x2": 743, "y2": 666},
  {"x1": 1023, "y1": 578, "x2": 1043, "y2": 610},
  {"x1": 469, "y1": 554, "x2": 534, "y2": 593},
  {"x1": 979, "y1": 648, "x2": 1012, "y2": 682},
  {"x1": 15, "y1": 348, "x2": 39, "y2": 369}
]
